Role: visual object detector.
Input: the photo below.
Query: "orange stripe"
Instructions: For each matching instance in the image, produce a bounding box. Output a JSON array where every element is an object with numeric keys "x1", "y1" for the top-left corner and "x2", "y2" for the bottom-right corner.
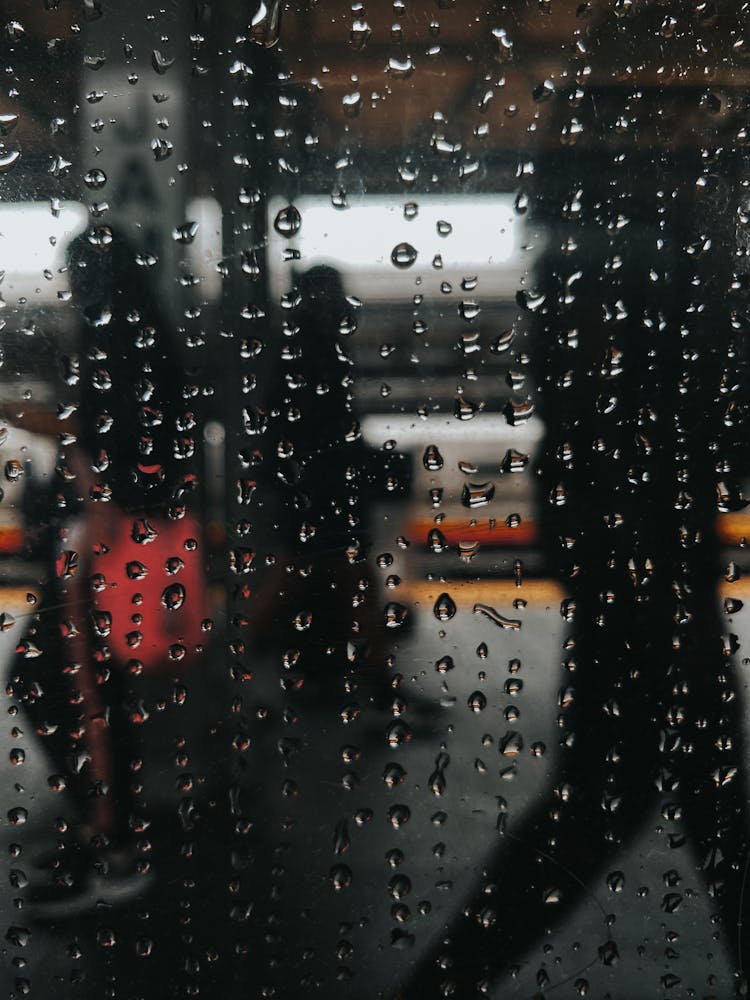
[
  {"x1": 397, "y1": 579, "x2": 565, "y2": 606},
  {"x1": 407, "y1": 516, "x2": 750, "y2": 549},
  {"x1": 718, "y1": 516, "x2": 750, "y2": 546},
  {"x1": 406, "y1": 518, "x2": 538, "y2": 548}
]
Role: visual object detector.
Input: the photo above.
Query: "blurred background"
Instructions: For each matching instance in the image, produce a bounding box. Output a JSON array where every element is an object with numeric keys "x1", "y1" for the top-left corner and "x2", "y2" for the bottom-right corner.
[{"x1": 2, "y1": 1, "x2": 750, "y2": 998}]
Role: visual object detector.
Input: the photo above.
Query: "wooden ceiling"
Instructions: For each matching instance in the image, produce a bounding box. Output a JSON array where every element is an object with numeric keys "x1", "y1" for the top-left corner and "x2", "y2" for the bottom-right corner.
[{"x1": 275, "y1": 0, "x2": 750, "y2": 152}]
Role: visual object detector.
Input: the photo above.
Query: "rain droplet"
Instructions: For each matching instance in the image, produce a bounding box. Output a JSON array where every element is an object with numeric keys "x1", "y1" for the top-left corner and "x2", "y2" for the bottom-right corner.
[
  {"x1": 83, "y1": 167, "x2": 107, "y2": 189},
  {"x1": 333, "y1": 820, "x2": 350, "y2": 856},
  {"x1": 391, "y1": 242, "x2": 418, "y2": 268},
  {"x1": 454, "y1": 396, "x2": 480, "y2": 420},
  {"x1": 435, "y1": 655, "x2": 454, "y2": 673},
  {"x1": 342, "y1": 91, "x2": 362, "y2": 116},
  {"x1": 724, "y1": 597, "x2": 744, "y2": 614},
  {"x1": 458, "y1": 300, "x2": 481, "y2": 322},
  {"x1": 350, "y1": 19, "x2": 371, "y2": 50},
  {"x1": 249, "y1": 0, "x2": 282, "y2": 47},
  {"x1": 607, "y1": 870, "x2": 625, "y2": 893},
  {"x1": 433, "y1": 592, "x2": 457, "y2": 621},
  {"x1": 468, "y1": 691, "x2": 486, "y2": 712},
  {"x1": 473, "y1": 603, "x2": 522, "y2": 630},
  {"x1": 0, "y1": 149, "x2": 20, "y2": 172},
  {"x1": 429, "y1": 752, "x2": 449, "y2": 796},
  {"x1": 504, "y1": 398, "x2": 535, "y2": 426},
  {"x1": 273, "y1": 205, "x2": 301, "y2": 237},
  {"x1": 151, "y1": 49, "x2": 175, "y2": 74},
  {"x1": 172, "y1": 221, "x2": 199, "y2": 244},
  {"x1": 427, "y1": 528, "x2": 448, "y2": 553},
  {"x1": 386, "y1": 720, "x2": 413, "y2": 747},
  {"x1": 515, "y1": 289, "x2": 546, "y2": 312},
  {"x1": 386, "y1": 55, "x2": 415, "y2": 79},
  {"x1": 501, "y1": 449, "x2": 529, "y2": 473},
  {"x1": 499, "y1": 731, "x2": 523, "y2": 756},
  {"x1": 162, "y1": 583, "x2": 186, "y2": 611},
  {"x1": 151, "y1": 137, "x2": 173, "y2": 161},
  {"x1": 384, "y1": 602, "x2": 408, "y2": 628},
  {"x1": 383, "y1": 762, "x2": 406, "y2": 788},
  {"x1": 461, "y1": 481, "x2": 496, "y2": 509},
  {"x1": 0, "y1": 114, "x2": 18, "y2": 136},
  {"x1": 422, "y1": 444, "x2": 444, "y2": 471},
  {"x1": 388, "y1": 874, "x2": 412, "y2": 899},
  {"x1": 491, "y1": 329, "x2": 515, "y2": 353},
  {"x1": 388, "y1": 804, "x2": 411, "y2": 827}
]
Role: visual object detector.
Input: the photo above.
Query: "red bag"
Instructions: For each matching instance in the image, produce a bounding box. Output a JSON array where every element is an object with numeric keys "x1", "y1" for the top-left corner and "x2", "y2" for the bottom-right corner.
[{"x1": 87, "y1": 512, "x2": 208, "y2": 672}]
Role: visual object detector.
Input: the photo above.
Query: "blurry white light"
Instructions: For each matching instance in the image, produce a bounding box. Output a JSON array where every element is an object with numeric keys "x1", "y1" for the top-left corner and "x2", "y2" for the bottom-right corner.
[
  {"x1": 0, "y1": 202, "x2": 88, "y2": 304},
  {"x1": 267, "y1": 194, "x2": 526, "y2": 302}
]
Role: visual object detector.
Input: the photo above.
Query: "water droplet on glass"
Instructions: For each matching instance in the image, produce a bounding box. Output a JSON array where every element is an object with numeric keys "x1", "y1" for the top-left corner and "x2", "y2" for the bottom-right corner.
[
  {"x1": 172, "y1": 221, "x2": 199, "y2": 244},
  {"x1": 468, "y1": 691, "x2": 487, "y2": 712},
  {"x1": 273, "y1": 205, "x2": 301, "y2": 237},
  {"x1": 458, "y1": 300, "x2": 481, "y2": 321},
  {"x1": 0, "y1": 113, "x2": 19, "y2": 136},
  {"x1": 435, "y1": 655, "x2": 454, "y2": 674},
  {"x1": 501, "y1": 449, "x2": 529, "y2": 473},
  {"x1": 350, "y1": 19, "x2": 371, "y2": 50},
  {"x1": 454, "y1": 396, "x2": 480, "y2": 420},
  {"x1": 515, "y1": 288, "x2": 546, "y2": 312},
  {"x1": 383, "y1": 762, "x2": 406, "y2": 788},
  {"x1": 162, "y1": 583, "x2": 186, "y2": 611},
  {"x1": 249, "y1": 0, "x2": 282, "y2": 47},
  {"x1": 0, "y1": 149, "x2": 21, "y2": 172},
  {"x1": 422, "y1": 444, "x2": 444, "y2": 471},
  {"x1": 391, "y1": 242, "x2": 418, "y2": 268},
  {"x1": 342, "y1": 91, "x2": 362, "y2": 116},
  {"x1": 151, "y1": 137, "x2": 173, "y2": 161},
  {"x1": 388, "y1": 804, "x2": 411, "y2": 828},
  {"x1": 386, "y1": 720, "x2": 413, "y2": 747},
  {"x1": 491, "y1": 329, "x2": 515, "y2": 354},
  {"x1": 386, "y1": 55, "x2": 415, "y2": 78},
  {"x1": 499, "y1": 731, "x2": 523, "y2": 756},
  {"x1": 428, "y1": 528, "x2": 448, "y2": 553},
  {"x1": 429, "y1": 752, "x2": 449, "y2": 795},
  {"x1": 504, "y1": 398, "x2": 535, "y2": 426},
  {"x1": 461, "y1": 481, "x2": 496, "y2": 509},
  {"x1": 384, "y1": 602, "x2": 408, "y2": 628},
  {"x1": 83, "y1": 167, "x2": 107, "y2": 189},
  {"x1": 151, "y1": 49, "x2": 175, "y2": 74},
  {"x1": 607, "y1": 870, "x2": 625, "y2": 893},
  {"x1": 473, "y1": 603, "x2": 522, "y2": 630},
  {"x1": 433, "y1": 592, "x2": 457, "y2": 621}
]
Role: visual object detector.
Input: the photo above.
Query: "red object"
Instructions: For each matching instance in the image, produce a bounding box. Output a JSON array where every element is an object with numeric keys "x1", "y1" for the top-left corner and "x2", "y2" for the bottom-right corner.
[{"x1": 90, "y1": 513, "x2": 207, "y2": 671}]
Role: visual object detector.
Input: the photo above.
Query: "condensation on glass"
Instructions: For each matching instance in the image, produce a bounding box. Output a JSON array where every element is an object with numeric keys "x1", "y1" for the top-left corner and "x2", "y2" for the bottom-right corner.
[{"x1": 1, "y1": 1, "x2": 750, "y2": 998}]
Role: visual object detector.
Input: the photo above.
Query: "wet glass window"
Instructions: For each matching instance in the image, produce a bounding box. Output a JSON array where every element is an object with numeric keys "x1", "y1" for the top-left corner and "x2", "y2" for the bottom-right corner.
[{"x1": 3, "y1": 1, "x2": 750, "y2": 997}]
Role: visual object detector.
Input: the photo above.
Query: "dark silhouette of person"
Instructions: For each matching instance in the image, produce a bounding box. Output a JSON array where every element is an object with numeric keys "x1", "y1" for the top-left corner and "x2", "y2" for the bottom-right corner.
[
  {"x1": 397, "y1": 5, "x2": 750, "y2": 997},
  {"x1": 15, "y1": 226, "x2": 199, "y2": 904},
  {"x1": 258, "y1": 263, "x2": 399, "y2": 707}
]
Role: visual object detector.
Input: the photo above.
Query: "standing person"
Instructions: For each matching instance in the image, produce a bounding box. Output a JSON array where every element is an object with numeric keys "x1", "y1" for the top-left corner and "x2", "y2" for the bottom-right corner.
[
  {"x1": 257, "y1": 264, "x2": 393, "y2": 707},
  {"x1": 397, "y1": 5, "x2": 750, "y2": 997},
  {"x1": 19, "y1": 226, "x2": 206, "y2": 910}
]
